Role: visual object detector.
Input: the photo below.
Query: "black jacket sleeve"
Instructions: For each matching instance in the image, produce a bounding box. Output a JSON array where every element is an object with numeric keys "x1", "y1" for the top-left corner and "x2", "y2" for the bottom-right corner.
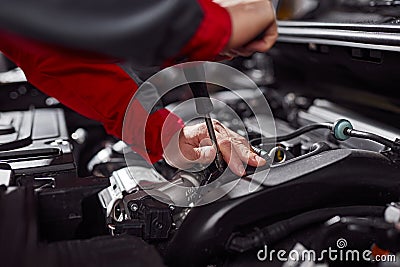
[{"x1": 0, "y1": 0, "x2": 203, "y2": 65}]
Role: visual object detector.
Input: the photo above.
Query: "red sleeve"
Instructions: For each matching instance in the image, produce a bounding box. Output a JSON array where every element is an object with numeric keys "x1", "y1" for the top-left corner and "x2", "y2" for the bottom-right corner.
[
  {"x1": 0, "y1": 1, "x2": 231, "y2": 161},
  {"x1": 0, "y1": 30, "x2": 183, "y2": 163},
  {"x1": 170, "y1": 0, "x2": 232, "y2": 63}
]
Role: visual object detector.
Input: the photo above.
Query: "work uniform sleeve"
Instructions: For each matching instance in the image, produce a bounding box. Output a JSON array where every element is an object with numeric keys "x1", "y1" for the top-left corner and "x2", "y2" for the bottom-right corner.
[
  {"x1": 0, "y1": 0, "x2": 232, "y2": 162},
  {"x1": 0, "y1": 31, "x2": 183, "y2": 163},
  {"x1": 0, "y1": 0, "x2": 231, "y2": 65}
]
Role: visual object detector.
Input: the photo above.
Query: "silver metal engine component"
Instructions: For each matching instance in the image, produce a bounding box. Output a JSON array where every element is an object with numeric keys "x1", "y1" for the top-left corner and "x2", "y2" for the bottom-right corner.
[{"x1": 98, "y1": 166, "x2": 167, "y2": 217}]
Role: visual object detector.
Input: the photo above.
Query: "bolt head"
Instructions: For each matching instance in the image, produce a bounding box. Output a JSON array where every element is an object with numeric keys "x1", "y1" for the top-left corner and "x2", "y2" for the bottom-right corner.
[{"x1": 129, "y1": 203, "x2": 139, "y2": 212}]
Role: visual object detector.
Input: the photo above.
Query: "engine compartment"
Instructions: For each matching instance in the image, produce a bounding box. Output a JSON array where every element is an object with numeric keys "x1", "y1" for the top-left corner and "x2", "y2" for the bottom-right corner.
[
  {"x1": 1, "y1": 15, "x2": 400, "y2": 265},
  {"x1": 0, "y1": 77, "x2": 399, "y2": 266}
]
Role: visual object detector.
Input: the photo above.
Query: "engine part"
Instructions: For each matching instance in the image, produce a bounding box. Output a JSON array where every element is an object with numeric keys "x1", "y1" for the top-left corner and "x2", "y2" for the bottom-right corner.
[
  {"x1": 0, "y1": 108, "x2": 75, "y2": 182},
  {"x1": 1, "y1": 186, "x2": 165, "y2": 267},
  {"x1": 165, "y1": 148, "x2": 400, "y2": 266},
  {"x1": 227, "y1": 205, "x2": 385, "y2": 253},
  {"x1": 98, "y1": 166, "x2": 178, "y2": 240},
  {"x1": 297, "y1": 100, "x2": 400, "y2": 152},
  {"x1": 98, "y1": 166, "x2": 168, "y2": 217},
  {"x1": 250, "y1": 122, "x2": 333, "y2": 144},
  {"x1": 0, "y1": 163, "x2": 13, "y2": 186},
  {"x1": 111, "y1": 191, "x2": 173, "y2": 240},
  {"x1": 250, "y1": 118, "x2": 400, "y2": 165},
  {"x1": 384, "y1": 202, "x2": 400, "y2": 224},
  {"x1": 87, "y1": 140, "x2": 128, "y2": 177},
  {"x1": 310, "y1": 214, "x2": 400, "y2": 255},
  {"x1": 97, "y1": 146, "x2": 273, "y2": 240},
  {"x1": 37, "y1": 174, "x2": 109, "y2": 241}
]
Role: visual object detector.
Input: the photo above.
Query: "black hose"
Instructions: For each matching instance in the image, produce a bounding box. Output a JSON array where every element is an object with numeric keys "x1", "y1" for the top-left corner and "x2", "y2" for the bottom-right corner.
[
  {"x1": 227, "y1": 206, "x2": 385, "y2": 253},
  {"x1": 311, "y1": 215, "x2": 395, "y2": 251},
  {"x1": 250, "y1": 123, "x2": 333, "y2": 145},
  {"x1": 345, "y1": 128, "x2": 398, "y2": 150}
]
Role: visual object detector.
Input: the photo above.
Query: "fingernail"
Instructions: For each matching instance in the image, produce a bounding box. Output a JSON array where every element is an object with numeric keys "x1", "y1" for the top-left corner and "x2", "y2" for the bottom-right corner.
[
  {"x1": 255, "y1": 155, "x2": 267, "y2": 166},
  {"x1": 205, "y1": 147, "x2": 215, "y2": 159},
  {"x1": 237, "y1": 163, "x2": 245, "y2": 176},
  {"x1": 204, "y1": 147, "x2": 212, "y2": 158}
]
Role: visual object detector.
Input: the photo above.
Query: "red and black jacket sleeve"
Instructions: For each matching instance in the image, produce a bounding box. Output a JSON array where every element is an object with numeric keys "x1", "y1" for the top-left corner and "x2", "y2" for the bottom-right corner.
[
  {"x1": 0, "y1": 0, "x2": 231, "y2": 65},
  {"x1": 0, "y1": 0, "x2": 231, "y2": 163},
  {"x1": 0, "y1": 30, "x2": 185, "y2": 163}
]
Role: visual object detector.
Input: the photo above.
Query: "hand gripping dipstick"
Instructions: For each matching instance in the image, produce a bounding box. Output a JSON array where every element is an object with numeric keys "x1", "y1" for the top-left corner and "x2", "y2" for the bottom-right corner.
[{"x1": 183, "y1": 64, "x2": 225, "y2": 172}]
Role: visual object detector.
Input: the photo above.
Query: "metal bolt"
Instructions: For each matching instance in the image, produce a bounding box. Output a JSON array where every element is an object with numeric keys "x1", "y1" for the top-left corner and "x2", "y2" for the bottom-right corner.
[
  {"x1": 50, "y1": 139, "x2": 69, "y2": 146},
  {"x1": 153, "y1": 220, "x2": 163, "y2": 229},
  {"x1": 71, "y1": 128, "x2": 87, "y2": 144},
  {"x1": 129, "y1": 203, "x2": 138, "y2": 212}
]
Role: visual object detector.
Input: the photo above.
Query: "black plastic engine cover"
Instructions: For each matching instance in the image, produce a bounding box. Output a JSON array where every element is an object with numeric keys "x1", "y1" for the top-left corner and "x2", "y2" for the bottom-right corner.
[
  {"x1": 0, "y1": 108, "x2": 75, "y2": 180},
  {"x1": 165, "y1": 149, "x2": 400, "y2": 266}
]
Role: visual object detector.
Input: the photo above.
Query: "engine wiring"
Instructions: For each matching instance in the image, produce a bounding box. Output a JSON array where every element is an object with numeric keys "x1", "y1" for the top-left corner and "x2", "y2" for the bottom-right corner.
[
  {"x1": 250, "y1": 122, "x2": 333, "y2": 144},
  {"x1": 250, "y1": 119, "x2": 399, "y2": 153}
]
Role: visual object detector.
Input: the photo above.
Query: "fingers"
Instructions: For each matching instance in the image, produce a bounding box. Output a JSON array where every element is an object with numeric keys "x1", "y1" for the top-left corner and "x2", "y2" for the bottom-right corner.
[
  {"x1": 192, "y1": 136, "x2": 215, "y2": 165},
  {"x1": 229, "y1": 49, "x2": 252, "y2": 58},
  {"x1": 217, "y1": 134, "x2": 246, "y2": 176},
  {"x1": 222, "y1": 0, "x2": 277, "y2": 52},
  {"x1": 179, "y1": 134, "x2": 216, "y2": 167},
  {"x1": 164, "y1": 128, "x2": 214, "y2": 169},
  {"x1": 165, "y1": 121, "x2": 267, "y2": 176},
  {"x1": 224, "y1": 128, "x2": 267, "y2": 167},
  {"x1": 219, "y1": 0, "x2": 277, "y2": 57},
  {"x1": 244, "y1": 22, "x2": 278, "y2": 53},
  {"x1": 193, "y1": 146, "x2": 217, "y2": 165},
  {"x1": 221, "y1": 22, "x2": 278, "y2": 57},
  {"x1": 214, "y1": 122, "x2": 266, "y2": 176}
]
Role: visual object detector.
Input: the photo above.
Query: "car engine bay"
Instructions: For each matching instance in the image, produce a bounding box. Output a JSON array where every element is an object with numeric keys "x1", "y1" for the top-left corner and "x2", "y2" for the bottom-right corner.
[{"x1": 1, "y1": 1, "x2": 400, "y2": 266}]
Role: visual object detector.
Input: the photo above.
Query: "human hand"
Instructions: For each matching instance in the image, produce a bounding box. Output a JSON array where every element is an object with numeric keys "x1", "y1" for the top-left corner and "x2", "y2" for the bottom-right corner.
[
  {"x1": 163, "y1": 120, "x2": 266, "y2": 176},
  {"x1": 215, "y1": 0, "x2": 278, "y2": 57}
]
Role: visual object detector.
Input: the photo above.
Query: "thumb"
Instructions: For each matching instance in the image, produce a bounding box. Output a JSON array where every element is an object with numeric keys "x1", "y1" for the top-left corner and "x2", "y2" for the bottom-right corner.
[{"x1": 193, "y1": 146, "x2": 216, "y2": 165}]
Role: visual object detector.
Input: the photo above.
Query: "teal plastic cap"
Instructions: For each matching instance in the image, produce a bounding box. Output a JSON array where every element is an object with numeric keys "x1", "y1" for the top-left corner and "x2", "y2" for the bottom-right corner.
[{"x1": 333, "y1": 119, "x2": 353, "y2": 141}]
